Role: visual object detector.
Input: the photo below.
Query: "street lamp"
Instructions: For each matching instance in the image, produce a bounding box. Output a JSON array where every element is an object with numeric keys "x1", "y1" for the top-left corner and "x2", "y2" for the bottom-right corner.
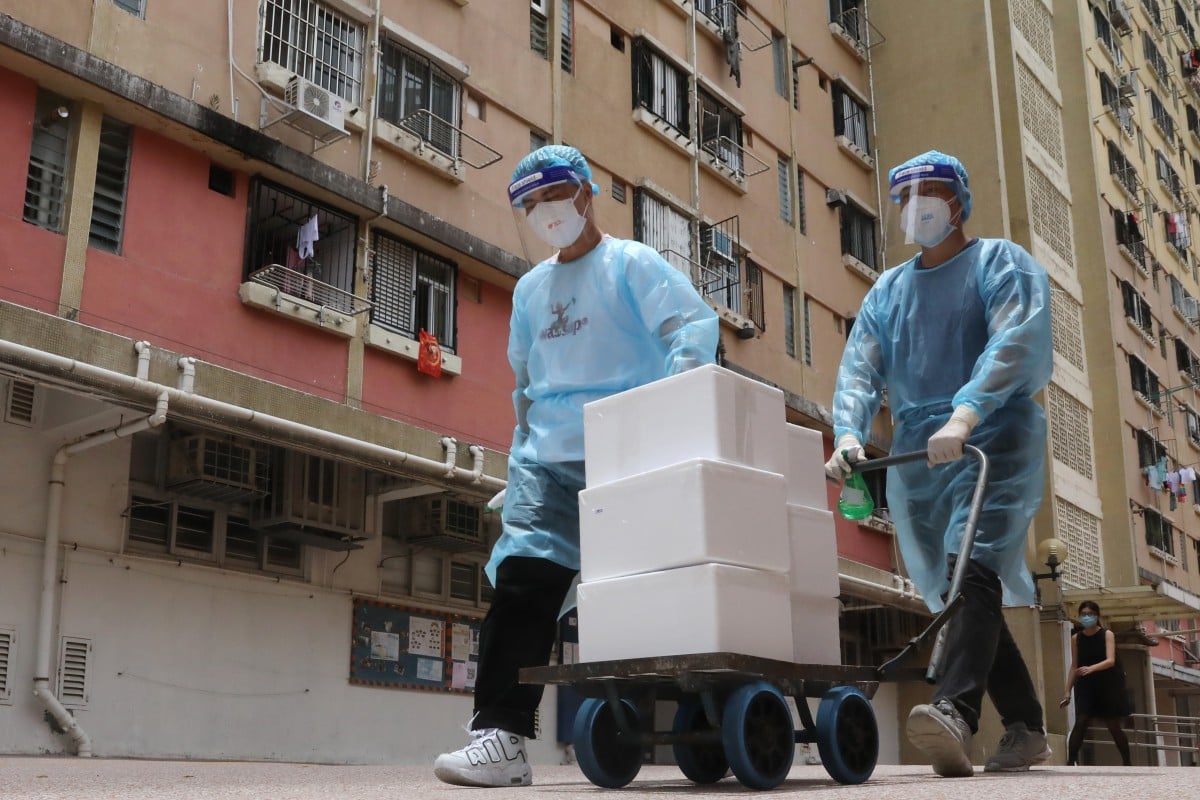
[{"x1": 1032, "y1": 537, "x2": 1069, "y2": 607}]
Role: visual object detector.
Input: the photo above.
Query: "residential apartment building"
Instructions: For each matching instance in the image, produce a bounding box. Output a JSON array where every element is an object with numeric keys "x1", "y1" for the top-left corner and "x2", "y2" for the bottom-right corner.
[
  {"x1": 871, "y1": 0, "x2": 1199, "y2": 767},
  {"x1": 0, "y1": 0, "x2": 927, "y2": 765}
]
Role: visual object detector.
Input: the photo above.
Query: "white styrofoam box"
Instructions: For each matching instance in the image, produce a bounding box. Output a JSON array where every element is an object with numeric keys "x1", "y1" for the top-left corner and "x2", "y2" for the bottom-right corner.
[
  {"x1": 786, "y1": 424, "x2": 830, "y2": 510},
  {"x1": 790, "y1": 594, "x2": 842, "y2": 665},
  {"x1": 787, "y1": 504, "x2": 840, "y2": 598},
  {"x1": 577, "y1": 563, "x2": 794, "y2": 663},
  {"x1": 583, "y1": 364, "x2": 786, "y2": 487},
  {"x1": 578, "y1": 458, "x2": 788, "y2": 582}
]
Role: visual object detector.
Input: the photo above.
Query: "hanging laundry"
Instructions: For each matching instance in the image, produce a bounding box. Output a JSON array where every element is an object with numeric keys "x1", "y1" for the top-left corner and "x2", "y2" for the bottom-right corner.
[
  {"x1": 1177, "y1": 213, "x2": 1192, "y2": 249},
  {"x1": 1170, "y1": 491, "x2": 1178, "y2": 511},
  {"x1": 1181, "y1": 466, "x2": 1197, "y2": 484},
  {"x1": 1167, "y1": 470, "x2": 1181, "y2": 494},
  {"x1": 297, "y1": 213, "x2": 320, "y2": 259},
  {"x1": 1147, "y1": 464, "x2": 1163, "y2": 490}
]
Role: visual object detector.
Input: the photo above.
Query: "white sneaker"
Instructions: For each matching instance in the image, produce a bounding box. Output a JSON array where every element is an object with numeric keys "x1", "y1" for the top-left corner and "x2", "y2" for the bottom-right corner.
[
  {"x1": 906, "y1": 700, "x2": 974, "y2": 778},
  {"x1": 434, "y1": 728, "x2": 532, "y2": 787}
]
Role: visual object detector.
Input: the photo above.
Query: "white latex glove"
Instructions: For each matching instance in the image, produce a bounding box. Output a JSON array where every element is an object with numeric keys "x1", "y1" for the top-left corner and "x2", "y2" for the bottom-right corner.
[
  {"x1": 927, "y1": 406, "x2": 980, "y2": 465},
  {"x1": 825, "y1": 434, "x2": 867, "y2": 482},
  {"x1": 485, "y1": 489, "x2": 506, "y2": 512}
]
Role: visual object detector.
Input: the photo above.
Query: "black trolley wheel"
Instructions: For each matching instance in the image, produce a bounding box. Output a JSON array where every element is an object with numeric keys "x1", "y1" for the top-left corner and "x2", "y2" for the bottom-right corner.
[
  {"x1": 815, "y1": 685, "x2": 878, "y2": 785},
  {"x1": 672, "y1": 700, "x2": 728, "y2": 784},
  {"x1": 720, "y1": 680, "x2": 795, "y2": 790},
  {"x1": 573, "y1": 697, "x2": 643, "y2": 788}
]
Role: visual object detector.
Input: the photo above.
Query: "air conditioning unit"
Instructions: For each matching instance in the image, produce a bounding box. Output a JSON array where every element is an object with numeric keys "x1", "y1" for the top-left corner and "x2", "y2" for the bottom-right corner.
[
  {"x1": 167, "y1": 434, "x2": 269, "y2": 503},
  {"x1": 404, "y1": 497, "x2": 486, "y2": 552},
  {"x1": 284, "y1": 76, "x2": 346, "y2": 139},
  {"x1": 1109, "y1": 0, "x2": 1133, "y2": 33},
  {"x1": 1118, "y1": 72, "x2": 1138, "y2": 104},
  {"x1": 251, "y1": 451, "x2": 366, "y2": 549}
]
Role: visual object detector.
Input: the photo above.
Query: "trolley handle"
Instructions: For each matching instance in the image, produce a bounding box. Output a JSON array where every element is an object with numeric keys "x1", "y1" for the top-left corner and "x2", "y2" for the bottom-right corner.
[
  {"x1": 857, "y1": 444, "x2": 991, "y2": 685},
  {"x1": 849, "y1": 444, "x2": 988, "y2": 474}
]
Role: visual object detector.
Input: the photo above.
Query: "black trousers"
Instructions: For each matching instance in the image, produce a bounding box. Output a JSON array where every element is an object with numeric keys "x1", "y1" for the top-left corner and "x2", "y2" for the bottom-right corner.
[
  {"x1": 470, "y1": 556, "x2": 578, "y2": 739},
  {"x1": 933, "y1": 558, "x2": 1044, "y2": 734}
]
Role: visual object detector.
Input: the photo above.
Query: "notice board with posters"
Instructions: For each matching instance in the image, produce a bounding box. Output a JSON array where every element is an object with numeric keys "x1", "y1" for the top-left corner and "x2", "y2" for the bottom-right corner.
[{"x1": 350, "y1": 598, "x2": 481, "y2": 693}]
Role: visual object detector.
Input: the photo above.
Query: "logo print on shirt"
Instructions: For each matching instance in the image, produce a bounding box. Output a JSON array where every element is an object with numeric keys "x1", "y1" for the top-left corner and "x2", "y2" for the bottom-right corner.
[{"x1": 541, "y1": 298, "x2": 589, "y2": 339}]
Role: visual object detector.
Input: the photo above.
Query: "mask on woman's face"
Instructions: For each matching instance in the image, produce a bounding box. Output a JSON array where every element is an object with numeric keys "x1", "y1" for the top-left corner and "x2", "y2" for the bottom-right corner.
[
  {"x1": 526, "y1": 188, "x2": 587, "y2": 249},
  {"x1": 1080, "y1": 614, "x2": 1099, "y2": 628},
  {"x1": 901, "y1": 195, "x2": 957, "y2": 248}
]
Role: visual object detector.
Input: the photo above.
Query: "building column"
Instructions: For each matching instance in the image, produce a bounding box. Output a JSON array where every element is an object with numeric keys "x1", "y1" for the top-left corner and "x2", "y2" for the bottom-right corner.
[{"x1": 57, "y1": 100, "x2": 103, "y2": 320}]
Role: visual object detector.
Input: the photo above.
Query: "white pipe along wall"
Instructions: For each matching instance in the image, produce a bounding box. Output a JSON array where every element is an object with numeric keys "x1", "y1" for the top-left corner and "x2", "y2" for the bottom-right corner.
[
  {"x1": 35, "y1": 389, "x2": 170, "y2": 756},
  {"x1": 0, "y1": 338, "x2": 505, "y2": 496}
]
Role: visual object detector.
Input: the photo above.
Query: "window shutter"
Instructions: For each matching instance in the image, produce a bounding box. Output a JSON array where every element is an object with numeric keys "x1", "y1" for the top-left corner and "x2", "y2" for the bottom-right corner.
[
  {"x1": 89, "y1": 118, "x2": 132, "y2": 253},
  {"x1": 57, "y1": 637, "x2": 91, "y2": 708}
]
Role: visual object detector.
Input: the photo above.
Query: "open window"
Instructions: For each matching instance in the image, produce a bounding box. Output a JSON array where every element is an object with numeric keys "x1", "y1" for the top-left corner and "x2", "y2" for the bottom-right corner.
[
  {"x1": 243, "y1": 179, "x2": 368, "y2": 317},
  {"x1": 631, "y1": 38, "x2": 690, "y2": 138},
  {"x1": 378, "y1": 39, "x2": 461, "y2": 160}
]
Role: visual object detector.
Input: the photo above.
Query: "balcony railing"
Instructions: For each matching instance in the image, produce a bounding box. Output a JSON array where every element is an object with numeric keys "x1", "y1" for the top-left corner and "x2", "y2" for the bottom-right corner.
[{"x1": 248, "y1": 264, "x2": 371, "y2": 316}]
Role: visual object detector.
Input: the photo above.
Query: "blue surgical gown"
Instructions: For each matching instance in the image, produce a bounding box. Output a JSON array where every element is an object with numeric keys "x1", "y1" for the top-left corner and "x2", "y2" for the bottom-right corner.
[
  {"x1": 487, "y1": 236, "x2": 719, "y2": 583},
  {"x1": 833, "y1": 238, "x2": 1052, "y2": 611}
]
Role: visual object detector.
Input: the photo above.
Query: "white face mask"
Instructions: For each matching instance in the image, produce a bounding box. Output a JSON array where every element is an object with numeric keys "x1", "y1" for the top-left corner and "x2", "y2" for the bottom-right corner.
[
  {"x1": 526, "y1": 189, "x2": 587, "y2": 249},
  {"x1": 902, "y1": 195, "x2": 956, "y2": 248}
]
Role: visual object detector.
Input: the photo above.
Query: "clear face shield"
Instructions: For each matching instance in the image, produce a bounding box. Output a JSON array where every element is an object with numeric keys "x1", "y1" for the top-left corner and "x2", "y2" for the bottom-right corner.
[
  {"x1": 508, "y1": 165, "x2": 593, "y2": 265},
  {"x1": 885, "y1": 166, "x2": 965, "y2": 251}
]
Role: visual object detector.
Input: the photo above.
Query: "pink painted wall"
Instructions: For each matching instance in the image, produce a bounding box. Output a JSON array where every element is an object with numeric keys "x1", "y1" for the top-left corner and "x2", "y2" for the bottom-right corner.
[
  {"x1": 824, "y1": 442, "x2": 899, "y2": 572},
  {"x1": 361, "y1": 279, "x2": 516, "y2": 453},
  {"x1": 0, "y1": 67, "x2": 68, "y2": 314},
  {"x1": 79, "y1": 129, "x2": 348, "y2": 399}
]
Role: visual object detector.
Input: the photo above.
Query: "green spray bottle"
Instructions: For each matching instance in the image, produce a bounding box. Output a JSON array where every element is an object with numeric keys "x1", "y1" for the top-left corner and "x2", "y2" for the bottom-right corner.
[{"x1": 837, "y1": 453, "x2": 875, "y2": 520}]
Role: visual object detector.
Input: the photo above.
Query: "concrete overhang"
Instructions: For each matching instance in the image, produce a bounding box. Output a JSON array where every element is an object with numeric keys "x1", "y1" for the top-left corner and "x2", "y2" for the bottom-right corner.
[
  {"x1": 1150, "y1": 657, "x2": 1200, "y2": 692},
  {"x1": 1063, "y1": 582, "x2": 1200, "y2": 623}
]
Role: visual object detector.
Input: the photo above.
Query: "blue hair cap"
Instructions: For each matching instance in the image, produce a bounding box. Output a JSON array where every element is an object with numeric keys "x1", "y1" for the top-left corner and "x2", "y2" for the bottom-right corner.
[
  {"x1": 509, "y1": 145, "x2": 599, "y2": 205},
  {"x1": 888, "y1": 150, "x2": 972, "y2": 222}
]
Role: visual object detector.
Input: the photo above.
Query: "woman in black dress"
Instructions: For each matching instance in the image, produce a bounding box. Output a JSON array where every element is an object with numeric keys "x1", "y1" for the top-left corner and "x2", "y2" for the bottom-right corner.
[{"x1": 1061, "y1": 601, "x2": 1132, "y2": 766}]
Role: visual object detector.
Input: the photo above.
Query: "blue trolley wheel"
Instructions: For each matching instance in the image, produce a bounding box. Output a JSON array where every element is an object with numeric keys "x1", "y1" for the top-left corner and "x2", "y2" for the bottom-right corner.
[
  {"x1": 573, "y1": 697, "x2": 643, "y2": 789},
  {"x1": 815, "y1": 686, "x2": 878, "y2": 785},
  {"x1": 720, "y1": 681, "x2": 795, "y2": 790},
  {"x1": 672, "y1": 700, "x2": 728, "y2": 784}
]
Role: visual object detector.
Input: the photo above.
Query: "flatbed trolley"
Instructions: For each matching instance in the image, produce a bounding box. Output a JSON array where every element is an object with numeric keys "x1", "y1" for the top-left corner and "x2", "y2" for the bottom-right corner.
[{"x1": 520, "y1": 446, "x2": 991, "y2": 790}]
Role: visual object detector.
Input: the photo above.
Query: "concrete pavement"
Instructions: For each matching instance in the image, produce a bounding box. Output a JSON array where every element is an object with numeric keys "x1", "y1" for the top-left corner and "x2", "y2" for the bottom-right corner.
[{"x1": 3, "y1": 758, "x2": 1198, "y2": 800}]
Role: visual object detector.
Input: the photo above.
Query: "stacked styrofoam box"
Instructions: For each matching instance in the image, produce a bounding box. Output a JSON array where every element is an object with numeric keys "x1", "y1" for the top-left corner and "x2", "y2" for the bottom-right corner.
[
  {"x1": 784, "y1": 424, "x2": 842, "y2": 665},
  {"x1": 576, "y1": 364, "x2": 809, "y2": 663}
]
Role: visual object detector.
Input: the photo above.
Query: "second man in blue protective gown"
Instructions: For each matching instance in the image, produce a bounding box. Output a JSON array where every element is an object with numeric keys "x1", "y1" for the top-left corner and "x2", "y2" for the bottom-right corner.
[
  {"x1": 825, "y1": 150, "x2": 1054, "y2": 777},
  {"x1": 434, "y1": 145, "x2": 718, "y2": 788}
]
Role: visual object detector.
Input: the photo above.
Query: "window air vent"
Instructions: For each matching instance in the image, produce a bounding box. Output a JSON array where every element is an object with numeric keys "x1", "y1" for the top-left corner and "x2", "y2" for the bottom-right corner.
[
  {"x1": 57, "y1": 636, "x2": 91, "y2": 707},
  {"x1": 5, "y1": 379, "x2": 36, "y2": 426},
  {"x1": 0, "y1": 627, "x2": 13, "y2": 704}
]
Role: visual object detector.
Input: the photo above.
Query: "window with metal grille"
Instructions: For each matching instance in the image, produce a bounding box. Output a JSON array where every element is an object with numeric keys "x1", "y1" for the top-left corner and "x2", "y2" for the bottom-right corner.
[
  {"x1": 261, "y1": 0, "x2": 363, "y2": 103},
  {"x1": 127, "y1": 492, "x2": 305, "y2": 575},
  {"x1": 245, "y1": 179, "x2": 359, "y2": 307},
  {"x1": 801, "y1": 294, "x2": 812, "y2": 366},
  {"x1": 782, "y1": 287, "x2": 796, "y2": 359},
  {"x1": 88, "y1": 118, "x2": 132, "y2": 253},
  {"x1": 699, "y1": 89, "x2": 744, "y2": 174},
  {"x1": 378, "y1": 39, "x2": 461, "y2": 159},
  {"x1": 114, "y1": 0, "x2": 145, "y2": 17},
  {"x1": 24, "y1": 90, "x2": 71, "y2": 233},
  {"x1": 832, "y1": 84, "x2": 869, "y2": 152},
  {"x1": 0, "y1": 627, "x2": 12, "y2": 704},
  {"x1": 1143, "y1": 0, "x2": 1164, "y2": 30},
  {"x1": 1093, "y1": 6, "x2": 1117, "y2": 57},
  {"x1": 744, "y1": 260, "x2": 764, "y2": 329},
  {"x1": 58, "y1": 637, "x2": 90, "y2": 708},
  {"x1": 700, "y1": 223, "x2": 741, "y2": 313},
  {"x1": 1136, "y1": 428, "x2": 1167, "y2": 467},
  {"x1": 1121, "y1": 279, "x2": 1154, "y2": 337},
  {"x1": 1129, "y1": 356, "x2": 1162, "y2": 408},
  {"x1": 633, "y1": 189, "x2": 693, "y2": 273},
  {"x1": 1107, "y1": 140, "x2": 1140, "y2": 197},
  {"x1": 560, "y1": 0, "x2": 574, "y2": 73},
  {"x1": 829, "y1": 0, "x2": 865, "y2": 44},
  {"x1": 449, "y1": 560, "x2": 479, "y2": 602},
  {"x1": 1155, "y1": 147, "x2": 1182, "y2": 201},
  {"x1": 1143, "y1": 31, "x2": 1170, "y2": 83},
  {"x1": 371, "y1": 232, "x2": 457, "y2": 351},
  {"x1": 1151, "y1": 92, "x2": 1177, "y2": 146},
  {"x1": 771, "y1": 33, "x2": 789, "y2": 98},
  {"x1": 1177, "y1": 338, "x2": 1200, "y2": 382},
  {"x1": 839, "y1": 202, "x2": 877, "y2": 271},
  {"x1": 777, "y1": 155, "x2": 793, "y2": 224},
  {"x1": 631, "y1": 39, "x2": 690, "y2": 137},
  {"x1": 1183, "y1": 404, "x2": 1200, "y2": 446},
  {"x1": 1144, "y1": 507, "x2": 1176, "y2": 554}
]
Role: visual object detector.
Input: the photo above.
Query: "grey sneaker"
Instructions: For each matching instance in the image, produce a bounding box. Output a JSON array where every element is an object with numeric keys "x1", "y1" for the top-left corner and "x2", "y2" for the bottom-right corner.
[
  {"x1": 906, "y1": 699, "x2": 974, "y2": 777},
  {"x1": 984, "y1": 721, "x2": 1051, "y2": 772},
  {"x1": 434, "y1": 728, "x2": 532, "y2": 787}
]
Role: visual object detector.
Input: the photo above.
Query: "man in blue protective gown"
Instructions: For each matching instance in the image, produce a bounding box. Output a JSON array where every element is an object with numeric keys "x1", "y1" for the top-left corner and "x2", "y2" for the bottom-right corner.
[
  {"x1": 434, "y1": 145, "x2": 718, "y2": 787},
  {"x1": 824, "y1": 151, "x2": 1053, "y2": 777}
]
